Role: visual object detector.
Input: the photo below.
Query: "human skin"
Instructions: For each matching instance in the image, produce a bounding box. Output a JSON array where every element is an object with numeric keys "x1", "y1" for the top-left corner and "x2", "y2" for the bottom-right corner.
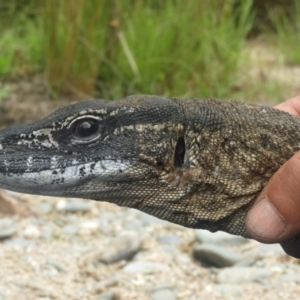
[{"x1": 246, "y1": 95, "x2": 300, "y2": 258}]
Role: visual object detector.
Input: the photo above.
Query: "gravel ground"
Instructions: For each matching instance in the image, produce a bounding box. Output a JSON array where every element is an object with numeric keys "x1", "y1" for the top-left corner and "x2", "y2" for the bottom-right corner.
[{"x1": 0, "y1": 192, "x2": 300, "y2": 300}]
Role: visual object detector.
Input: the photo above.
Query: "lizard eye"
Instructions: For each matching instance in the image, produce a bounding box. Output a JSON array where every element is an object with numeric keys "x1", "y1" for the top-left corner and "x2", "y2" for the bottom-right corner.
[{"x1": 72, "y1": 118, "x2": 99, "y2": 138}]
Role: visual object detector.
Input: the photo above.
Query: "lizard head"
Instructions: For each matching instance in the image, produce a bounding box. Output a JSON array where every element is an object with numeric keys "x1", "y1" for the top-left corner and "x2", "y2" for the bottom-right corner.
[
  {"x1": 0, "y1": 95, "x2": 192, "y2": 215},
  {"x1": 1, "y1": 95, "x2": 298, "y2": 237}
]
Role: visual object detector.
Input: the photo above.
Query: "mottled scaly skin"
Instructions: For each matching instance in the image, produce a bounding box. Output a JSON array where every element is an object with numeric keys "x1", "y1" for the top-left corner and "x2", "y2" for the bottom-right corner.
[{"x1": 0, "y1": 95, "x2": 300, "y2": 238}]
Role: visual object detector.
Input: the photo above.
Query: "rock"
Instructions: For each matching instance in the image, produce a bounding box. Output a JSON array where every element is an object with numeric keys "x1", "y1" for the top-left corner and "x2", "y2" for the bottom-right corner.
[
  {"x1": 31, "y1": 202, "x2": 53, "y2": 215},
  {"x1": 98, "y1": 291, "x2": 116, "y2": 300},
  {"x1": 92, "y1": 277, "x2": 119, "y2": 294},
  {"x1": 258, "y1": 244, "x2": 287, "y2": 255},
  {"x1": 0, "y1": 218, "x2": 16, "y2": 240},
  {"x1": 0, "y1": 191, "x2": 31, "y2": 216},
  {"x1": 215, "y1": 284, "x2": 244, "y2": 296},
  {"x1": 56, "y1": 199, "x2": 91, "y2": 213},
  {"x1": 150, "y1": 289, "x2": 176, "y2": 300},
  {"x1": 46, "y1": 258, "x2": 67, "y2": 273},
  {"x1": 280, "y1": 273, "x2": 300, "y2": 283},
  {"x1": 62, "y1": 224, "x2": 79, "y2": 236},
  {"x1": 99, "y1": 236, "x2": 141, "y2": 264},
  {"x1": 23, "y1": 225, "x2": 41, "y2": 239},
  {"x1": 193, "y1": 244, "x2": 244, "y2": 267},
  {"x1": 195, "y1": 230, "x2": 248, "y2": 246},
  {"x1": 157, "y1": 234, "x2": 182, "y2": 245},
  {"x1": 217, "y1": 267, "x2": 272, "y2": 284},
  {"x1": 123, "y1": 261, "x2": 167, "y2": 274},
  {"x1": 3, "y1": 238, "x2": 36, "y2": 247},
  {"x1": 145, "y1": 284, "x2": 175, "y2": 292},
  {"x1": 79, "y1": 221, "x2": 99, "y2": 235},
  {"x1": 233, "y1": 258, "x2": 255, "y2": 267},
  {"x1": 138, "y1": 212, "x2": 164, "y2": 225}
]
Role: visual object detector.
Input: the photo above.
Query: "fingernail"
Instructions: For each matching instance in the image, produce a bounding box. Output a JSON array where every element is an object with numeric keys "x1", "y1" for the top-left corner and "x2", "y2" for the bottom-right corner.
[{"x1": 247, "y1": 197, "x2": 286, "y2": 240}]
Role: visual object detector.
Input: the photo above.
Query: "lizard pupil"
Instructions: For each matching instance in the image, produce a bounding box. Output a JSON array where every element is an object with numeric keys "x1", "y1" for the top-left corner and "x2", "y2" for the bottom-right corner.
[{"x1": 73, "y1": 119, "x2": 98, "y2": 138}]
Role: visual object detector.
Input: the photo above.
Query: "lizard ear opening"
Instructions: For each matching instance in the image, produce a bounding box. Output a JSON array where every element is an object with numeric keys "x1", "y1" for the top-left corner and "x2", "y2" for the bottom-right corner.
[{"x1": 174, "y1": 136, "x2": 185, "y2": 167}]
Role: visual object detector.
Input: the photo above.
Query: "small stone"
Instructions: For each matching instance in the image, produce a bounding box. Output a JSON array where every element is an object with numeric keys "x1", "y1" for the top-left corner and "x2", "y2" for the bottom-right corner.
[
  {"x1": 215, "y1": 284, "x2": 244, "y2": 296},
  {"x1": 3, "y1": 238, "x2": 36, "y2": 247},
  {"x1": 150, "y1": 289, "x2": 176, "y2": 300},
  {"x1": 46, "y1": 258, "x2": 67, "y2": 273},
  {"x1": 62, "y1": 224, "x2": 79, "y2": 236},
  {"x1": 31, "y1": 202, "x2": 53, "y2": 215},
  {"x1": 280, "y1": 273, "x2": 300, "y2": 283},
  {"x1": 195, "y1": 230, "x2": 248, "y2": 246},
  {"x1": 0, "y1": 218, "x2": 16, "y2": 240},
  {"x1": 157, "y1": 235, "x2": 182, "y2": 245},
  {"x1": 145, "y1": 284, "x2": 175, "y2": 292},
  {"x1": 217, "y1": 267, "x2": 272, "y2": 284},
  {"x1": 23, "y1": 225, "x2": 41, "y2": 239},
  {"x1": 99, "y1": 236, "x2": 141, "y2": 264},
  {"x1": 258, "y1": 244, "x2": 287, "y2": 255},
  {"x1": 92, "y1": 277, "x2": 119, "y2": 293},
  {"x1": 0, "y1": 191, "x2": 31, "y2": 216},
  {"x1": 138, "y1": 212, "x2": 164, "y2": 225},
  {"x1": 193, "y1": 244, "x2": 244, "y2": 267},
  {"x1": 123, "y1": 261, "x2": 167, "y2": 274},
  {"x1": 98, "y1": 291, "x2": 115, "y2": 300},
  {"x1": 56, "y1": 199, "x2": 91, "y2": 213},
  {"x1": 79, "y1": 221, "x2": 99, "y2": 235}
]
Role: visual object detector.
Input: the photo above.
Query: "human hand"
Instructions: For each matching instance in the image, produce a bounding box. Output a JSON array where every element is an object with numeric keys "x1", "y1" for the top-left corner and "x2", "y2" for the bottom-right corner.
[{"x1": 246, "y1": 95, "x2": 300, "y2": 258}]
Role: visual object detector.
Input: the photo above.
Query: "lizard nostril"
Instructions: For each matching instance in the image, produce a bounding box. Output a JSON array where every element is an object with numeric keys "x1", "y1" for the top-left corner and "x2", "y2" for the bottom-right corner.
[{"x1": 174, "y1": 136, "x2": 185, "y2": 167}]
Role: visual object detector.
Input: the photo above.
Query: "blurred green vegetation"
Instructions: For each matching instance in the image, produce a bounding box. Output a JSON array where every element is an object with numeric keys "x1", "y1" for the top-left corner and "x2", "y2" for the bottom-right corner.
[
  {"x1": 0, "y1": 0, "x2": 299, "y2": 100},
  {"x1": 268, "y1": 0, "x2": 300, "y2": 65}
]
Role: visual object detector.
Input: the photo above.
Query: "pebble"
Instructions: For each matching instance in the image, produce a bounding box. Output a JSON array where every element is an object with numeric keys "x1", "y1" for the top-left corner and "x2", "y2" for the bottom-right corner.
[
  {"x1": 46, "y1": 258, "x2": 67, "y2": 273},
  {"x1": 215, "y1": 284, "x2": 244, "y2": 296},
  {"x1": 79, "y1": 221, "x2": 99, "y2": 235},
  {"x1": 138, "y1": 212, "x2": 164, "y2": 225},
  {"x1": 150, "y1": 289, "x2": 176, "y2": 300},
  {"x1": 23, "y1": 225, "x2": 41, "y2": 239},
  {"x1": 98, "y1": 291, "x2": 115, "y2": 300},
  {"x1": 99, "y1": 236, "x2": 141, "y2": 264},
  {"x1": 56, "y1": 199, "x2": 91, "y2": 213},
  {"x1": 31, "y1": 202, "x2": 53, "y2": 215},
  {"x1": 157, "y1": 234, "x2": 182, "y2": 245},
  {"x1": 0, "y1": 218, "x2": 16, "y2": 240},
  {"x1": 3, "y1": 238, "x2": 36, "y2": 247},
  {"x1": 0, "y1": 191, "x2": 19, "y2": 215},
  {"x1": 123, "y1": 261, "x2": 167, "y2": 274},
  {"x1": 217, "y1": 267, "x2": 272, "y2": 284},
  {"x1": 193, "y1": 244, "x2": 244, "y2": 267},
  {"x1": 195, "y1": 230, "x2": 248, "y2": 246},
  {"x1": 62, "y1": 224, "x2": 79, "y2": 236},
  {"x1": 257, "y1": 244, "x2": 287, "y2": 256},
  {"x1": 92, "y1": 277, "x2": 119, "y2": 294},
  {"x1": 145, "y1": 284, "x2": 175, "y2": 292},
  {"x1": 280, "y1": 273, "x2": 300, "y2": 283}
]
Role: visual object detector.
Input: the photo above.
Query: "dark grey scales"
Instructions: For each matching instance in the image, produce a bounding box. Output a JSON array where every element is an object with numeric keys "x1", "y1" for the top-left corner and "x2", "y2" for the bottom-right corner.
[{"x1": 0, "y1": 95, "x2": 299, "y2": 239}]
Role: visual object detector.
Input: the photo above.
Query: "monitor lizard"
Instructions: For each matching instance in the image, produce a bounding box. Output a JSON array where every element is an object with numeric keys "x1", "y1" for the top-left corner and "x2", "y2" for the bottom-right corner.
[{"x1": 0, "y1": 95, "x2": 300, "y2": 239}]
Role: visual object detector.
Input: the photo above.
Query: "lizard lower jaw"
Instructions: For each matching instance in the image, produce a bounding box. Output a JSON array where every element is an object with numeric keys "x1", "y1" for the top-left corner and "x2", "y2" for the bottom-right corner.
[{"x1": 0, "y1": 158, "x2": 147, "y2": 198}]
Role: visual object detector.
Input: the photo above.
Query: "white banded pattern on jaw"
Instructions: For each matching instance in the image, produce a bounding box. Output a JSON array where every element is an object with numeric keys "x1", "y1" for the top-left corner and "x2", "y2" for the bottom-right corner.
[{"x1": 0, "y1": 159, "x2": 131, "y2": 193}]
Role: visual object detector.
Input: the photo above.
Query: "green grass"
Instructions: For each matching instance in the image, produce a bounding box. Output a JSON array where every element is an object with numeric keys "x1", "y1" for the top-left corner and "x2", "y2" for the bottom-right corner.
[
  {"x1": 0, "y1": 15, "x2": 43, "y2": 77},
  {"x1": 99, "y1": 0, "x2": 254, "y2": 99},
  {"x1": 0, "y1": 0, "x2": 255, "y2": 99},
  {"x1": 43, "y1": 0, "x2": 111, "y2": 96},
  {"x1": 268, "y1": 0, "x2": 300, "y2": 65}
]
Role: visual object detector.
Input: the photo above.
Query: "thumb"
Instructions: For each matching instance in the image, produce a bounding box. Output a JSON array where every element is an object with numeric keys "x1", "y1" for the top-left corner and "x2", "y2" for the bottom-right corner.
[{"x1": 246, "y1": 151, "x2": 300, "y2": 243}]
